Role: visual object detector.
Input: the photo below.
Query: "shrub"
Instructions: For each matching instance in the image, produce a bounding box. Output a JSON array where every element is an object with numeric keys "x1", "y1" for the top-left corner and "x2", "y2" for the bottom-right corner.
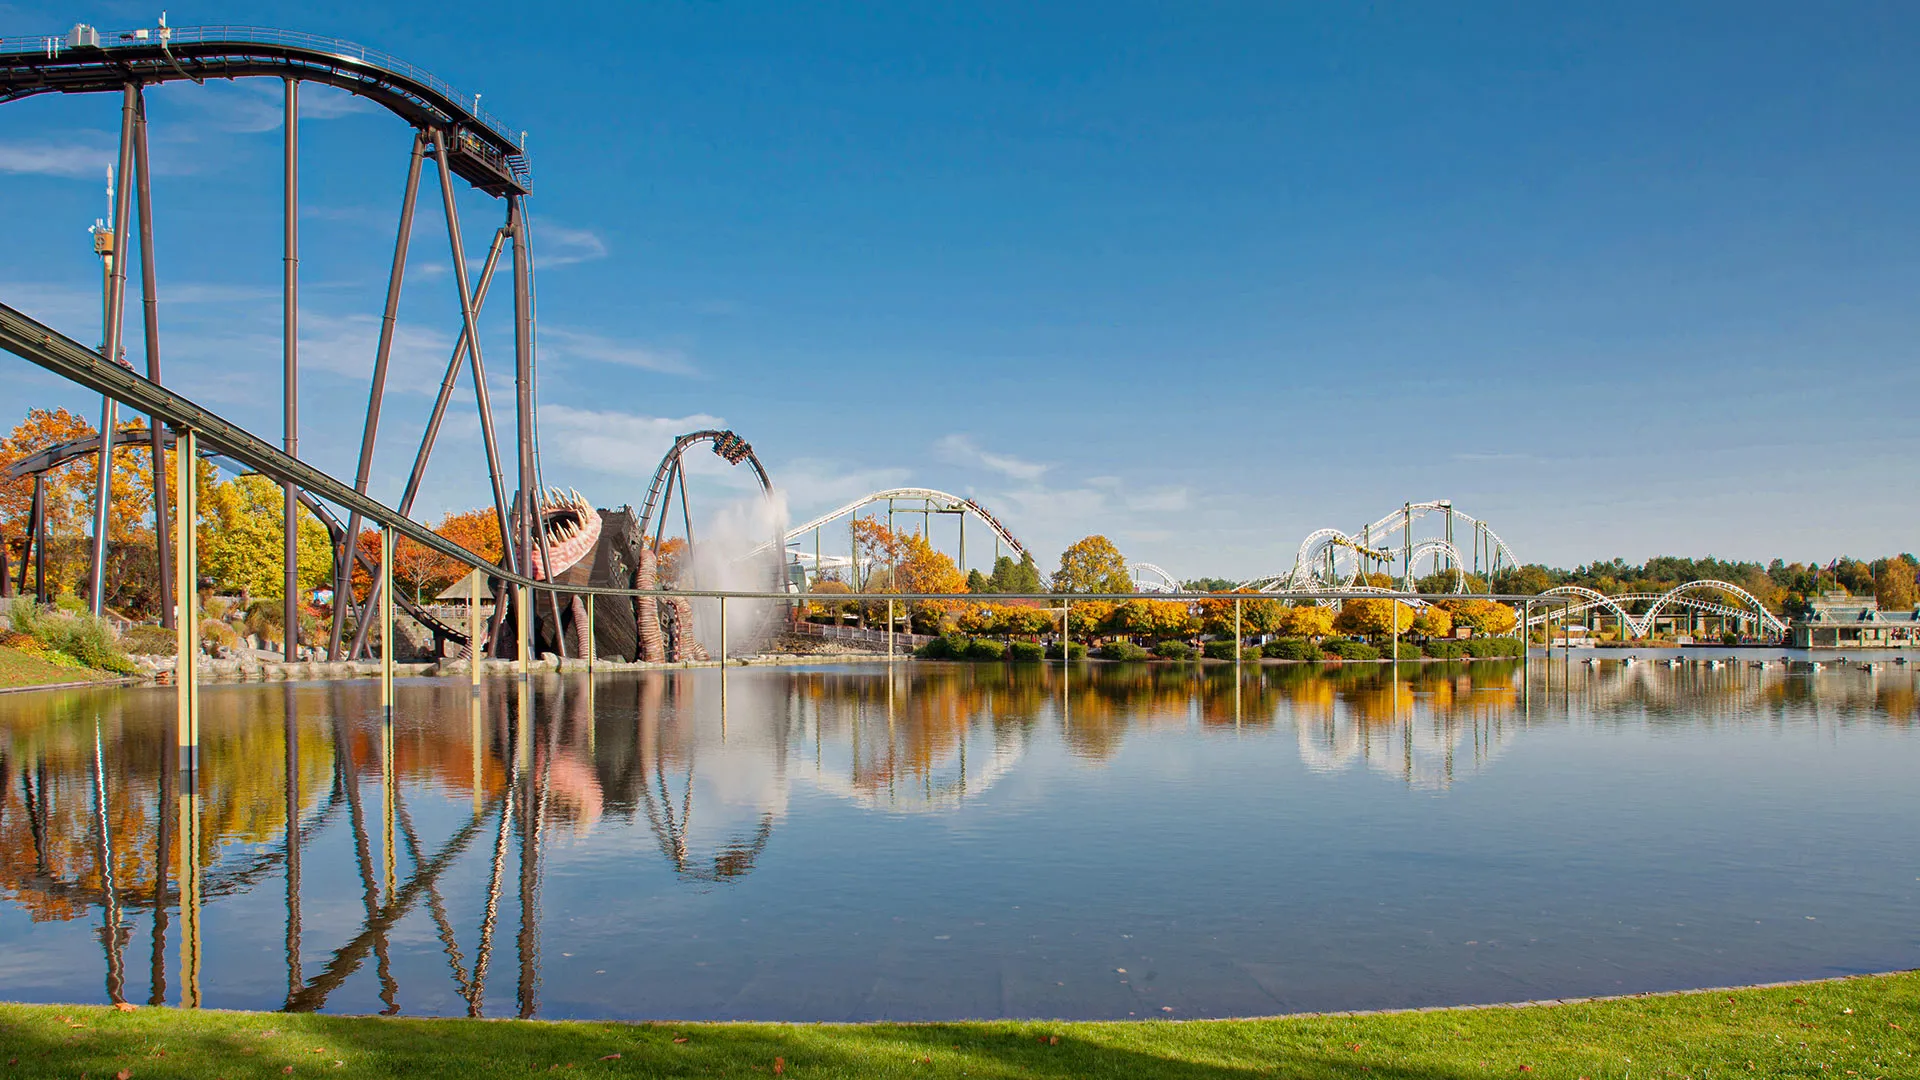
[
  {"x1": 1008, "y1": 641, "x2": 1046, "y2": 663},
  {"x1": 121, "y1": 624, "x2": 177, "y2": 655},
  {"x1": 200, "y1": 619, "x2": 239, "y2": 651},
  {"x1": 1465, "y1": 636, "x2": 1524, "y2": 658},
  {"x1": 1390, "y1": 641, "x2": 1422, "y2": 661},
  {"x1": 1097, "y1": 641, "x2": 1149, "y2": 662},
  {"x1": 1263, "y1": 637, "x2": 1319, "y2": 661},
  {"x1": 963, "y1": 638, "x2": 1009, "y2": 661},
  {"x1": 1202, "y1": 639, "x2": 1246, "y2": 661},
  {"x1": 1152, "y1": 640, "x2": 1193, "y2": 661},
  {"x1": 1043, "y1": 642, "x2": 1088, "y2": 661},
  {"x1": 915, "y1": 633, "x2": 971, "y2": 660},
  {"x1": 1322, "y1": 639, "x2": 1379, "y2": 661},
  {"x1": 1423, "y1": 639, "x2": 1469, "y2": 659},
  {"x1": 6, "y1": 599, "x2": 136, "y2": 673}
]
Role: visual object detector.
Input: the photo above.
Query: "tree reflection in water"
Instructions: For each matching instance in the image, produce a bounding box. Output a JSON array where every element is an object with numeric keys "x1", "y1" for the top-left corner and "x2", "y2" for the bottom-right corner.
[{"x1": 0, "y1": 657, "x2": 1913, "y2": 1017}]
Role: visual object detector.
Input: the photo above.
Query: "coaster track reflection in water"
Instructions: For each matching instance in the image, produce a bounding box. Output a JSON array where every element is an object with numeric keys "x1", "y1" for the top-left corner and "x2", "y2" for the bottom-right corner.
[{"x1": 1, "y1": 659, "x2": 1915, "y2": 1020}]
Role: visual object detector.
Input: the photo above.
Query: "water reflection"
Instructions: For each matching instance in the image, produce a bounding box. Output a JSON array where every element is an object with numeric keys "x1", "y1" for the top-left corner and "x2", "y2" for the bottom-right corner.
[{"x1": 1, "y1": 657, "x2": 1916, "y2": 1019}]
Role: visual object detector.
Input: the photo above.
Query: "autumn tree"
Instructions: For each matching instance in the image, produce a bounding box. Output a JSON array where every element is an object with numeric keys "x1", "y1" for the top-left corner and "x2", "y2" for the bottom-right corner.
[
  {"x1": 200, "y1": 474, "x2": 333, "y2": 600},
  {"x1": 1283, "y1": 604, "x2": 1335, "y2": 640},
  {"x1": 387, "y1": 508, "x2": 506, "y2": 603},
  {"x1": 1874, "y1": 556, "x2": 1918, "y2": 612},
  {"x1": 895, "y1": 531, "x2": 968, "y2": 631},
  {"x1": 806, "y1": 578, "x2": 853, "y2": 622},
  {"x1": 655, "y1": 537, "x2": 688, "y2": 586},
  {"x1": 1199, "y1": 590, "x2": 1283, "y2": 638},
  {"x1": 0, "y1": 408, "x2": 160, "y2": 605},
  {"x1": 1051, "y1": 535, "x2": 1132, "y2": 594},
  {"x1": 1438, "y1": 598, "x2": 1518, "y2": 636},
  {"x1": 1410, "y1": 604, "x2": 1453, "y2": 639},
  {"x1": 1334, "y1": 597, "x2": 1415, "y2": 639},
  {"x1": 850, "y1": 517, "x2": 904, "y2": 593},
  {"x1": 1104, "y1": 599, "x2": 1196, "y2": 641}
]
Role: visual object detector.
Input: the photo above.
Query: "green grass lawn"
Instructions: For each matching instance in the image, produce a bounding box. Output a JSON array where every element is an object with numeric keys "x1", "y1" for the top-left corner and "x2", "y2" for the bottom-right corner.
[
  {"x1": 1, "y1": 972, "x2": 1914, "y2": 1078},
  {"x1": 0, "y1": 644, "x2": 112, "y2": 691}
]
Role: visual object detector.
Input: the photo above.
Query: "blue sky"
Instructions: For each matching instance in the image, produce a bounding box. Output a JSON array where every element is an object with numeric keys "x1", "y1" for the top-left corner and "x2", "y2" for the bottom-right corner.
[{"x1": 4, "y1": 1, "x2": 1918, "y2": 580}]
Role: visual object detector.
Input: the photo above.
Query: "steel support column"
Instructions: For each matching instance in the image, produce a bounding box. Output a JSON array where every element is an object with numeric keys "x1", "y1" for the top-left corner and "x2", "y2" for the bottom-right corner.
[
  {"x1": 380, "y1": 525, "x2": 395, "y2": 714},
  {"x1": 89, "y1": 82, "x2": 139, "y2": 616},
  {"x1": 431, "y1": 130, "x2": 517, "y2": 652},
  {"x1": 283, "y1": 76, "x2": 301, "y2": 662},
  {"x1": 332, "y1": 132, "x2": 427, "y2": 660},
  {"x1": 508, "y1": 200, "x2": 567, "y2": 655},
  {"x1": 509, "y1": 196, "x2": 533, "y2": 582},
  {"x1": 29, "y1": 476, "x2": 46, "y2": 602},
  {"x1": 174, "y1": 428, "x2": 199, "y2": 772},
  {"x1": 345, "y1": 225, "x2": 510, "y2": 662},
  {"x1": 132, "y1": 89, "x2": 172, "y2": 628}
]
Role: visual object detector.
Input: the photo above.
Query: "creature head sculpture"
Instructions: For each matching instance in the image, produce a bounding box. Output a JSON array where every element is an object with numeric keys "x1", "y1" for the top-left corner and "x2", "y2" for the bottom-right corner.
[{"x1": 522, "y1": 487, "x2": 603, "y2": 581}]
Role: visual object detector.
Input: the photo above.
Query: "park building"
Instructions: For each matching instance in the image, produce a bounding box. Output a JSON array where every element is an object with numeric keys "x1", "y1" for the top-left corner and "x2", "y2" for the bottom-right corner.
[{"x1": 1787, "y1": 592, "x2": 1920, "y2": 649}]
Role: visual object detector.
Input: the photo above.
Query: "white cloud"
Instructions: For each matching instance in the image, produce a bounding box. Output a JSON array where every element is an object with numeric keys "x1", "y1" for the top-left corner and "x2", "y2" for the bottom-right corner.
[
  {"x1": 0, "y1": 135, "x2": 115, "y2": 178},
  {"x1": 188, "y1": 81, "x2": 376, "y2": 134},
  {"x1": 933, "y1": 433, "x2": 1050, "y2": 481},
  {"x1": 0, "y1": 280, "x2": 103, "y2": 327},
  {"x1": 974, "y1": 479, "x2": 1191, "y2": 567},
  {"x1": 537, "y1": 403, "x2": 728, "y2": 484},
  {"x1": 776, "y1": 458, "x2": 915, "y2": 525},
  {"x1": 542, "y1": 327, "x2": 695, "y2": 376},
  {"x1": 532, "y1": 223, "x2": 608, "y2": 268}
]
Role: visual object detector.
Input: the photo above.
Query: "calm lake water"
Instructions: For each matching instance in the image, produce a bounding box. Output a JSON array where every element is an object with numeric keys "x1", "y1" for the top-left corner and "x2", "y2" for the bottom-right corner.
[{"x1": 2, "y1": 657, "x2": 1916, "y2": 1021}]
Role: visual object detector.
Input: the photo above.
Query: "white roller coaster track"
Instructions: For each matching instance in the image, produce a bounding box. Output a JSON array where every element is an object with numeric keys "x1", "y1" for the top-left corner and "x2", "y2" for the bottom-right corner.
[
  {"x1": 764, "y1": 488, "x2": 1029, "y2": 560},
  {"x1": 1527, "y1": 580, "x2": 1788, "y2": 637},
  {"x1": 1128, "y1": 563, "x2": 1181, "y2": 592},
  {"x1": 1252, "y1": 500, "x2": 1521, "y2": 595}
]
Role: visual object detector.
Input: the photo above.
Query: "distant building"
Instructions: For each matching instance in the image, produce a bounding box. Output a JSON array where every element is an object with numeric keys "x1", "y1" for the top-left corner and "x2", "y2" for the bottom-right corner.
[{"x1": 1788, "y1": 591, "x2": 1920, "y2": 649}]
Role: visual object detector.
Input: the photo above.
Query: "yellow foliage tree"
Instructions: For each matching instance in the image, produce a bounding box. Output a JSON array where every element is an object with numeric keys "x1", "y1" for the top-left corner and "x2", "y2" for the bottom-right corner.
[
  {"x1": 1282, "y1": 604, "x2": 1335, "y2": 639},
  {"x1": 200, "y1": 474, "x2": 334, "y2": 600},
  {"x1": 1333, "y1": 597, "x2": 1414, "y2": 639},
  {"x1": 1439, "y1": 598, "x2": 1518, "y2": 635},
  {"x1": 1050, "y1": 535, "x2": 1133, "y2": 594},
  {"x1": 1411, "y1": 604, "x2": 1453, "y2": 639}
]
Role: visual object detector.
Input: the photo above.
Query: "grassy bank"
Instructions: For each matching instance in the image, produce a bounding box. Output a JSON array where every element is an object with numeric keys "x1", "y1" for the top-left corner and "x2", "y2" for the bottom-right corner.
[
  {"x1": 0, "y1": 644, "x2": 118, "y2": 691},
  {"x1": 1, "y1": 972, "x2": 1914, "y2": 1078}
]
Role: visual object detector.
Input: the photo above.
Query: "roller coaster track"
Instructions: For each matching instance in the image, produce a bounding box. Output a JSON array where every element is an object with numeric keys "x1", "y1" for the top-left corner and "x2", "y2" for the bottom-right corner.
[
  {"x1": 1527, "y1": 581, "x2": 1788, "y2": 638},
  {"x1": 1249, "y1": 500, "x2": 1522, "y2": 595},
  {"x1": 1128, "y1": 563, "x2": 1181, "y2": 593},
  {"x1": 772, "y1": 488, "x2": 1029, "y2": 562},
  {"x1": 3, "y1": 19, "x2": 556, "y2": 660},
  {"x1": 636, "y1": 430, "x2": 773, "y2": 554},
  {"x1": 1, "y1": 24, "x2": 529, "y2": 194}
]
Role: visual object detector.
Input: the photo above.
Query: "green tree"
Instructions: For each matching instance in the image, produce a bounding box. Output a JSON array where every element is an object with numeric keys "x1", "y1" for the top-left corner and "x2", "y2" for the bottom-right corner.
[
  {"x1": 965, "y1": 568, "x2": 989, "y2": 594},
  {"x1": 1493, "y1": 564, "x2": 1553, "y2": 595},
  {"x1": 984, "y1": 552, "x2": 1044, "y2": 594},
  {"x1": 1415, "y1": 569, "x2": 1487, "y2": 594},
  {"x1": 1051, "y1": 535, "x2": 1133, "y2": 594}
]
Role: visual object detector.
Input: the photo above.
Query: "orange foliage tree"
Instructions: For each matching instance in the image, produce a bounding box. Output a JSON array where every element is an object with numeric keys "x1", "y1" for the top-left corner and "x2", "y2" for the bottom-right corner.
[{"x1": 1, "y1": 408, "x2": 164, "y2": 606}]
